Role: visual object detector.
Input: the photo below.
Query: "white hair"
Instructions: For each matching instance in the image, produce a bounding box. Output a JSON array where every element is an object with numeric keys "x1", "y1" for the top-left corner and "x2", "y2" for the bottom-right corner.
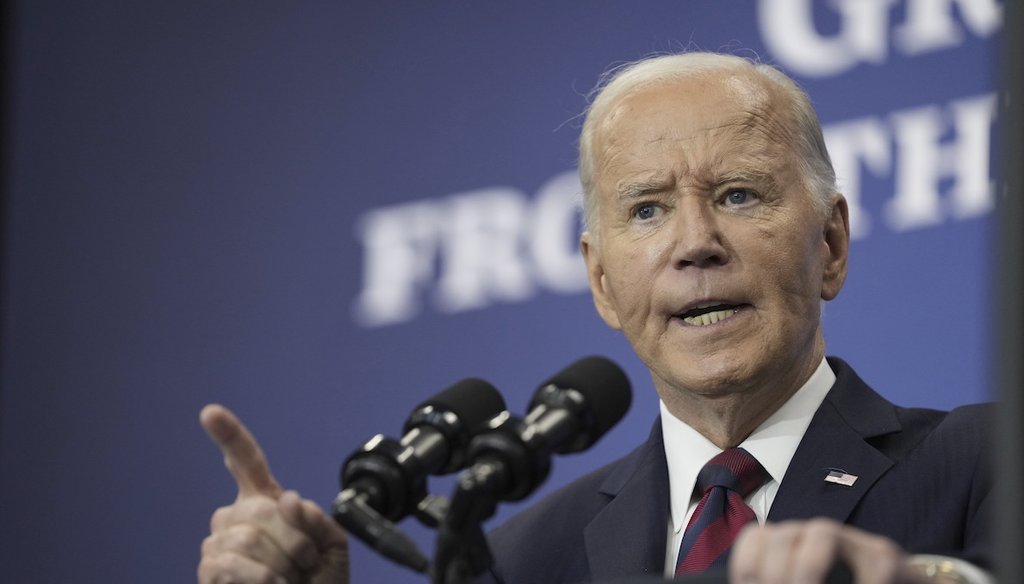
[{"x1": 578, "y1": 52, "x2": 837, "y2": 231}]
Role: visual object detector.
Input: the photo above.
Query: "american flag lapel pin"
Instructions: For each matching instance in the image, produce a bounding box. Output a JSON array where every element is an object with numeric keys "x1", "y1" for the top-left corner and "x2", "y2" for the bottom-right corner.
[{"x1": 823, "y1": 468, "x2": 858, "y2": 487}]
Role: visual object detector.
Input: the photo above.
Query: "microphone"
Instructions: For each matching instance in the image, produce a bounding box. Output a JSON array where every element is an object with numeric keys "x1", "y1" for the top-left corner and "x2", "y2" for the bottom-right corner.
[
  {"x1": 431, "y1": 357, "x2": 631, "y2": 582},
  {"x1": 460, "y1": 356, "x2": 632, "y2": 502},
  {"x1": 333, "y1": 377, "x2": 506, "y2": 571}
]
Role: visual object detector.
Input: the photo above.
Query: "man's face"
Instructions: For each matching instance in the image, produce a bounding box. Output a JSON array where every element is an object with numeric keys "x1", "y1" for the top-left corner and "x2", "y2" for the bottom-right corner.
[{"x1": 581, "y1": 73, "x2": 849, "y2": 405}]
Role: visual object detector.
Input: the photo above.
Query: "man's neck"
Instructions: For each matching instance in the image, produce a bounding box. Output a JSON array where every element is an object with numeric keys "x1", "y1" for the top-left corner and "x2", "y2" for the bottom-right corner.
[{"x1": 657, "y1": 346, "x2": 826, "y2": 449}]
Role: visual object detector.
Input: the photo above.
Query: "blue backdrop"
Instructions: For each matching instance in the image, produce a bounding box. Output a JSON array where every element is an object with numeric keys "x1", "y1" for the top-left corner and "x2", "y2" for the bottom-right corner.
[{"x1": 0, "y1": 2, "x2": 1003, "y2": 583}]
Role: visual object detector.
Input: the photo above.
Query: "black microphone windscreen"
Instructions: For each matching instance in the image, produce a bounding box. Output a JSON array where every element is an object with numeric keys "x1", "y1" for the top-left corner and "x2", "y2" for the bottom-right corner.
[
  {"x1": 539, "y1": 356, "x2": 632, "y2": 436},
  {"x1": 416, "y1": 378, "x2": 505, "y2": 432}
]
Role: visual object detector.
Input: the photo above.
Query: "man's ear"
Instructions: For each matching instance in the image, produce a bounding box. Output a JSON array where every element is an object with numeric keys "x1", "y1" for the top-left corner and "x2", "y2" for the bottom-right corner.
[
  {"x1": 821, "y1": 194, "x2": 850, "y2": 301},
  {"x1": 580, "y1": 232, "x2": 622, "y2": 330}
]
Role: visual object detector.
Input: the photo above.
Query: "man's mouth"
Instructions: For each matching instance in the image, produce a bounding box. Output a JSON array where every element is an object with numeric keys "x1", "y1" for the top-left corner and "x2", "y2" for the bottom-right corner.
[{"x1": 676, "y1": 302, "x2": 747, "y2": 326}]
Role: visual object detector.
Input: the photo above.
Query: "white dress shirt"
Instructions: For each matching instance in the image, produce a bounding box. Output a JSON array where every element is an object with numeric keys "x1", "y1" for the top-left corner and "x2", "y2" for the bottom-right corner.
[{"x1": 661, "y1": 356, "x2": 836, "y2": 574}]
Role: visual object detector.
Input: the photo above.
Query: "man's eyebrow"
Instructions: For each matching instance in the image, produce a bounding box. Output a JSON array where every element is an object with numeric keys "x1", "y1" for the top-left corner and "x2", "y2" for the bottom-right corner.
[
  {"x1": 616, "y1": 179, "x2": 674, "y2": 199},
  {"x1": 714, "y1": 169, "x2": 778, "y2": 189}
]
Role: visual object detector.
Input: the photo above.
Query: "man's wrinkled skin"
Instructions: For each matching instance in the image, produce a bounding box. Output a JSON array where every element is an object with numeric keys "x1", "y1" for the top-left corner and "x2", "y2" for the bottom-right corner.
[
  {"x1": 580, "y1": 72, "x2": 849, "y2": 450},
  {"x1": 197, "y1": 405, "x2": 348, "y2": 584}
]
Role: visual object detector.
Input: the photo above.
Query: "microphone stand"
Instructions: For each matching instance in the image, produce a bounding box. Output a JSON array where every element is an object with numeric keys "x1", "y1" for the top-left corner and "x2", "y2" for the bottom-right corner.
[{"x1": 431, "y1": 459, "x2": 507, "y2": 584}]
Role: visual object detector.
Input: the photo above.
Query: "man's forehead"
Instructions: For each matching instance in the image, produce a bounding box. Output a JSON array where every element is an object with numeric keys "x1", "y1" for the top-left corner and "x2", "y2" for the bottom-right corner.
[
  {"x1": 597, "y1": 117, "x2": 792, "y2": 189},
  {"x1": 592, "y1": 73, "x2": 794, "y2": 188},
  {"x1": 600, "y1": 73, "x2": 781, "y2": 140}
]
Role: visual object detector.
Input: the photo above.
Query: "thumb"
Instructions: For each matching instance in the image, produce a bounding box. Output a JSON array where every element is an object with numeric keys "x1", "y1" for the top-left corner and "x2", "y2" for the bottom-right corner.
[{"x1": 200, "y1": 403, "x2": 282, "y2": 499}]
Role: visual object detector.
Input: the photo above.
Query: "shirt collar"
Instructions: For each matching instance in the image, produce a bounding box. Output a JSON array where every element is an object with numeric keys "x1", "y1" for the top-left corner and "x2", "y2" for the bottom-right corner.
[{"x1": 661, "y1": 356, "x2": 836, "y2": 533}]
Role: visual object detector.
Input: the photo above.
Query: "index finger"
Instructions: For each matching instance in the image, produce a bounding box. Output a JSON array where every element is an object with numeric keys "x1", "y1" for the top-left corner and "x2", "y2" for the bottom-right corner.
[{"x1": 200, "y1": 404, "x2": 282, "y2": 498}]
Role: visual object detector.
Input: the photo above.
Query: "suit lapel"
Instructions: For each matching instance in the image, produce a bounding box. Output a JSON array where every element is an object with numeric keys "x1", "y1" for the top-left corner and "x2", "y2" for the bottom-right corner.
[
  {"x1": 577, "y1": 359, "x2": 902, "y2": 579},
  {"x1": 769, "y1": 358, "x2": 902, "y2": 522},
  {"x1": 583, "y1": 423, "x2": 670, "y2": 581}
]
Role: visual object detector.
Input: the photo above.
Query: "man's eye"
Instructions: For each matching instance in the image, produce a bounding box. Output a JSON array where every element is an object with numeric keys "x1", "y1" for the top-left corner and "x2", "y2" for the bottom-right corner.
[
  {"x1": 725, "y1": 189, "x2": 756, "y2": 206},
  {"x1": 634, "y1": 203, "x2": 659, "y2": 220}
]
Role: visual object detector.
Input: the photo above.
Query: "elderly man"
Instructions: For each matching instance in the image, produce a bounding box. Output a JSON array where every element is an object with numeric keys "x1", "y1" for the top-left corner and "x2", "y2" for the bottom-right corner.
[{"x1": 198, "y1": 52, "x2": 991, "y2": 584}]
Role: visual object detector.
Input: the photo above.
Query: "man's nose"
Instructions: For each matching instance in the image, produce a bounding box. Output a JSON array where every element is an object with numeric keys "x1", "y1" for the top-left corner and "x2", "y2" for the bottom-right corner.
[{"x1": 671, "y1": 199, "x2": 729, "y2": 269}]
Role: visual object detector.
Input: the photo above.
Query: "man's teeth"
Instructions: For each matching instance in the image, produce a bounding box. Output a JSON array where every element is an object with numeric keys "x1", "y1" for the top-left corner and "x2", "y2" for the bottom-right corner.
[{"x1": 683, "y1": 308, "x2": 738, "y2": 326}]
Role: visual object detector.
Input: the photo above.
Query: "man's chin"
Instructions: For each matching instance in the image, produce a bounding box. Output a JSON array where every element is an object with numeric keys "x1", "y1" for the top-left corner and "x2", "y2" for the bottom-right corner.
[{"x1": 651, "y1": 359, "x2": 759, "y2": 400}]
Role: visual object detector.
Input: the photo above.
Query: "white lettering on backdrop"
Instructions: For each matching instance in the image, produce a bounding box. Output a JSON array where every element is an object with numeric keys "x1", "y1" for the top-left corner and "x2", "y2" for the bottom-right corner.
[
  {"x1": 827, "y1": 92, "x2": 997, "y2": 237},
  {"x1": 758, "y1": 0, "x2": 1002, "y2": 77},
  {"x1": 353, "y1": 171, "x2": 586, "y2": 327}
]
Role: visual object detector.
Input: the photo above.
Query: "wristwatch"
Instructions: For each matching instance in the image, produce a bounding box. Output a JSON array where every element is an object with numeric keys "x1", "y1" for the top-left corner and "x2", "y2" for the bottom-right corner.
[{"x1": 907, "y1": 554, "x2": 993, "y2": 584}]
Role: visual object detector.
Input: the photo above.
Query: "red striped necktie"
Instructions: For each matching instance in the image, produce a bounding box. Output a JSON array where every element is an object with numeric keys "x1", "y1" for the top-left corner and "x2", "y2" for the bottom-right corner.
[{"x1": 675, "y1": 447, "x2": 769, "y2": 575}]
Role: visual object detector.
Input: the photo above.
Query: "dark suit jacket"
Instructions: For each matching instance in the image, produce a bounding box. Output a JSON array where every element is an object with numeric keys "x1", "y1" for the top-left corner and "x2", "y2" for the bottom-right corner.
[{"x1": 478, "y1": 358, "x2": 991, "y2": 584}]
